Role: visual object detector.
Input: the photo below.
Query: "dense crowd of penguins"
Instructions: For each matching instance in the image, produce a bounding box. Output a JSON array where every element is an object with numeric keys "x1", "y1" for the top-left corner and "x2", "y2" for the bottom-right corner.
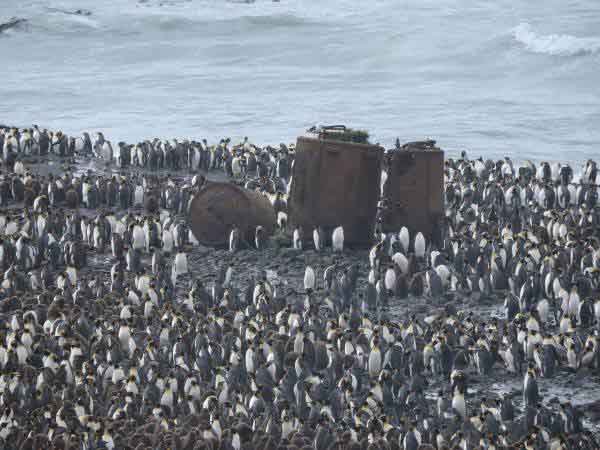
[
  {"x1": 0, "y1": 125, "x2": 600, "y2": 450},
  {"x1": 0, "y1": 126, "x2": 291, "y2": 181}
]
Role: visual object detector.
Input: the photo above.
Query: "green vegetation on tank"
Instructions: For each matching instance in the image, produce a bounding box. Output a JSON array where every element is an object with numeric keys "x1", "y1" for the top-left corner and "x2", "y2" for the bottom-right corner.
[{"x1": 312, "y1": 125, "x2": 371, "y2": 144}]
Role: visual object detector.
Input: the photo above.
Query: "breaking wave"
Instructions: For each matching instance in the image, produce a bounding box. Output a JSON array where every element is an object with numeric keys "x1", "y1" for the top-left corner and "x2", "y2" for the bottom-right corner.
[{"x1": 513, "y1": 22, "x2": 600, "y2": 56}]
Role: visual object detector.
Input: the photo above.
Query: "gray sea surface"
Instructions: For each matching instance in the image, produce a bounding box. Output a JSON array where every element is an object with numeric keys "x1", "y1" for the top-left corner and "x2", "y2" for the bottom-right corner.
[{"x1": 1, "y1": 0, "x2": 599, "y2": 161}]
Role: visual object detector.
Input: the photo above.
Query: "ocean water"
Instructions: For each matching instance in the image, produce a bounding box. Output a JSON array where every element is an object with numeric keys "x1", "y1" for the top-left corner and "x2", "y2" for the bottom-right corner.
[{"x1": 1, "y1": 0, "x2": 599, "y2": 162}]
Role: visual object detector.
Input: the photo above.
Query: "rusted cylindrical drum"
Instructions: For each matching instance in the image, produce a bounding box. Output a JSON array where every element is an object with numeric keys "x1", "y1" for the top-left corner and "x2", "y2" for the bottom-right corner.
[
  {"x1": 189, "y1": 182, "x2": 276, "y2": 247},
  {"x1": 289, "y1": 135, "x2": 383, "y2": 245}
]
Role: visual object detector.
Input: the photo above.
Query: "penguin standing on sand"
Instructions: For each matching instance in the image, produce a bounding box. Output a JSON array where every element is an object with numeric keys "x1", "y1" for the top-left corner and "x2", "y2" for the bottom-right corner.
[
  {"x1": 332, "y1": 226, "x2": 344, "y2": 252},
  {"x1": 126, "y1": 247, "x2": 140, "y2": 273},
  {"x1": 523, "y1": 365, "x2": 539, "y2": 408},
  {"x1": 313, "y1": 226, "x2": 325, "y2": 252},
  {"x1": 80, "y1": 131, "x2": 93, "y2": 155},
  {"x1": 229, "y1": 227, "x2": 240, "y2": 253},
  {"x1": 255, "y1": 226, "x2": 266, "y2": 250},
  {"x1": 174, "y1": 251, "x2": 188, "y2": 276},
  {"x1": 93, "y1": 132, "x2": 105, "y2": 158},
  {"x1": 293, "y1": 226, "x2": 303, "y2": 250},
  {"x1": 452, "y1": 386, "x2": 466, "y2": 420},
  {"x1": 304, "y1": 265, "x2": 316, "y2": 293}
]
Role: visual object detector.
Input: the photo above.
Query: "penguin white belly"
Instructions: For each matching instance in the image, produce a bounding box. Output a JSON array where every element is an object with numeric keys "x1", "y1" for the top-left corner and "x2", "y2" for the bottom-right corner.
[
  {"x1": 414, "y1": 232, "x2": 426, "y2": 258},
  {"x1": 36, "y1": 216, "x2": 47, "y2": 237},
  {"x1": 568, "y1": 292, "x2": 580, "y2": 317},
  {"x1": 188, "y1": 230, "x2": 199, "y2": 246},
  {"x1": 380, "y1": 169, "x2": 388, "y2": 195},
  {"x1": 120, "y1": 306, "x2": 132, "y2": 321},
  {"x1": 119, "y1": 327, "x2": 131, "y2": 350},
  {"x1": 14, "y1": 161, "x2": 25, "y2": 175},
  {"x1": 66, "y1": 266, "x2": 77, "y2": 286},
  {"x1": 435, "y1": 265, "x2": 450, "y2": 286},
  {"x1": 245, "y1": 349, "x2": 255, "y2": 373},
  {"x1": 452, "y1": 394, "x2": 466, "y2": 418},
  {"x1": 134, "y1": 187, "x2": 144, "y2": 206},
  {"x1": 102, "y1": 142, "x2": 112, "y2": 161},
  {"x1": 148, "y1": 289, "x2": 158, "y2": 305},
  {"x1": 137, "y1": 275, "x2": 150, "y2": 294},
  {"x1": 162, "y1": 230, "x2": 174, "y2": 252},
  {"x1": 133, "y1": 226, "x2": 145, "y2": 251},
  {"x1": 93, "y1": 227, "x2": 101, "y2": 248},
  {"x1": 332, "y1": 226, "x2": 344, "y2": 252},
  {"x1": 16, "y1": 345, "x2": 28, "y2": 364},
  {"x1": 5, "y1": 221, "x2": 18, "y2": 235},
  {"x1": 303, "y1": 266, "x2": 315, "y2": 291},
  {"x1": 368, "y1": 349, "x2": 381, "y2": 377},
  {"x1": 399, "y1": 226, "x2": 410, "y2": 252},
  {"x1": 392, "y1": 252, "x2": 409, "y2": 274},
  {"x1": 232, "y1": 158, "x2": 242, "y2": 176},
  {"x1": 144, "y1": 301, "x2": 154, "y2": 318},
  {"x1": 171, "y1": 265, "x2": 178, "y2": 286},
  {"x1": 313, "y1": 229, "x2": 321, "y2": 250},
  {"x1": 537, "y1": 299, "x2": 549, "y2": 323},
  {"x1": 384, "y1": 269, "x2": 396, "y2": 291},
  {"x1": 175, "y1": 252, "x2": 188, "y2": 275},
  {"x1": 292, "y1": 229, "x2": 301, "y2": 249}
]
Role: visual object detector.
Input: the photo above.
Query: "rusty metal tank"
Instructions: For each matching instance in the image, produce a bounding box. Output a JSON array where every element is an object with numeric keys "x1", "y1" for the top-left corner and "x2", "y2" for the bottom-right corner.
[
  {"x1": 289, "y1": 133, "x2": 384, "y2": 245},
  {"x1": 189, "y1": 182, "x2": 276, "y2": 247},
  {"x1": 381, "y1": 141, "x2": 444, "y2": 244}
]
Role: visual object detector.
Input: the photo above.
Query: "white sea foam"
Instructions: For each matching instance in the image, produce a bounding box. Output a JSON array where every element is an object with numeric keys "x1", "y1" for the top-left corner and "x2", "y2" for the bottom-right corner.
[{"x1": 513, "y1": 22, "x2": 600, "y2": 56}]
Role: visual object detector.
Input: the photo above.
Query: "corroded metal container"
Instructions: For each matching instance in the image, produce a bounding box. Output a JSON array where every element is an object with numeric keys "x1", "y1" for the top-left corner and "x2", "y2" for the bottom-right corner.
[
  {"x1": 382, "y1": 143, "x2": 444, "y2": 244},
  {"x1": 289, "y1": 136, "x2": 384, "y2": 245},
  {"x1": 189, "y1": 182, "x2": 276, "y2": 247}
]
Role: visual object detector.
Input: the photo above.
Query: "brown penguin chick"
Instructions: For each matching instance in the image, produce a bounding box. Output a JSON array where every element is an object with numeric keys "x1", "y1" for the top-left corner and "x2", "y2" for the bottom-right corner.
[
  {"x1": 126, "y1": 432, "x2": 143, "y2": 448},
  {"x1": 33, "y1": 433, "x2": 52, "y2": 449},
  {"x1": 135, "y1": 432, "x2": 154, "y2": 449},
  {"x1": 50, "y1": 435, "x2": 67, "y2": 450},
  {"x1": 181, "y1": 429, "x2": 198, "y2": 450},
  {"x1": 253, "y1": 435, "x2": 268, "y2": 449},
  {"x1": 235, "y1": 421, "x2": 254, "y2": 444},
  {"x1": 0, "y1": 296, "x2": 21, "y2": 313},
  {"x1": 263, "y1": 437, "x2": 279, "y2": 450},
  {"x1": 290, "y1": 436, "x2": 307, "y2": 448},
  {"x1": 18, "y1": 436, "x2": 35, "y2": 450}
]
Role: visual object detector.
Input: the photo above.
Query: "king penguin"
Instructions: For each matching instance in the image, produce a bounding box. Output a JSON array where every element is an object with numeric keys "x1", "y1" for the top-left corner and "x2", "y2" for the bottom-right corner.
[{"x1": 332, "y1": 226, "x2": 344, "y2": 252}]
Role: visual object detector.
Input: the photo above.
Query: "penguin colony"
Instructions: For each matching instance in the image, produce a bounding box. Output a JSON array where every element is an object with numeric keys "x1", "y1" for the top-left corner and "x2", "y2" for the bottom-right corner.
[
  {"x1": 1, "y1": 125, "x2": 600, "y2": 450},
  {"x1": 0, "y1": 126, "x2": 292, "y2": 184}
]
